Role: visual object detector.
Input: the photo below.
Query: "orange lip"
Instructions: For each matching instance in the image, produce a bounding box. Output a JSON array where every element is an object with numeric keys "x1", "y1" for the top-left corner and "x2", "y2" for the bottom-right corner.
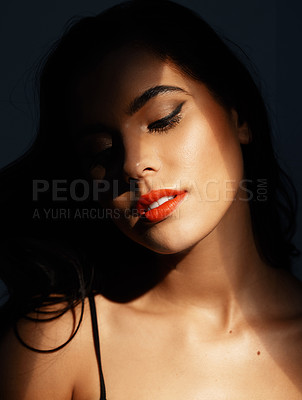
[{"x1": 137, "y1": 189, "x2": 187, "y2": 223}]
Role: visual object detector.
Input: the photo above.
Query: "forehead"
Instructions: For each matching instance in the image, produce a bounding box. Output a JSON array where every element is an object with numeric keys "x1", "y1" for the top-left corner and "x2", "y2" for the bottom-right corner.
[{"x1": 71, "y1": 45, "x2": 192, "y2": 125}]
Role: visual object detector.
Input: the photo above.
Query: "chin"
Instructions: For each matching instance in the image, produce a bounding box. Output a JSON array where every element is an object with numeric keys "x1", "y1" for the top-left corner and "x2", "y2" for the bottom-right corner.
[
  {"x1": 134, "y1": 220, "x2": 209, "y2": 255},
  {"x1": 141, "y1": 240, "x2": 189, "y2": 255}
]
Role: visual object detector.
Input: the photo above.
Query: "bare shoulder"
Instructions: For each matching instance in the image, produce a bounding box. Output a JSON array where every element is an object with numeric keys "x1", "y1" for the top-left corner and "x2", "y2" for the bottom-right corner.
[{"x1": 0, "y1": 297, "x2": 98, "y2": 400}]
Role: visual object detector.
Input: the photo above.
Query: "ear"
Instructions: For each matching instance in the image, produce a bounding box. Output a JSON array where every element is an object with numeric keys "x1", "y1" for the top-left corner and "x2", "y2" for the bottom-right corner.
[{"x1": 231, "y1": 109, "x2": 251, "y2": 145}]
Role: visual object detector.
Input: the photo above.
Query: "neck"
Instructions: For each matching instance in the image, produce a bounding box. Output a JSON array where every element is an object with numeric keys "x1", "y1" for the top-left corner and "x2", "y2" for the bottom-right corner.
[{"x1": 152, "y1": 196, "x2": 278, "y2": 328}]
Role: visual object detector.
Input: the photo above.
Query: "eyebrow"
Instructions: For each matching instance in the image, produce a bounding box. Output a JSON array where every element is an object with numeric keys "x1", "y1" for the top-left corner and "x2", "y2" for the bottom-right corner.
[
  {"x1": 126, "y1": 85, "x2": 188, "y2": 116},
  {"x1": 76, "y1": 85, "x2": 188, "y2": 138}
]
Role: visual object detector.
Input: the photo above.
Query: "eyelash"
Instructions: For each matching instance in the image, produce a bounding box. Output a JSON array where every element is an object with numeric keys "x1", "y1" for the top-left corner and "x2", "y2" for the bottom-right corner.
[
  {"x1": 90, "y1": 102, "x2": 185, "y2": 169},
  {"x1": 147, "y1": 102, "x2": 185, "y2": 133},
  {"x1": 90, "y1": 147, "x2": 112, "y2": 169}
]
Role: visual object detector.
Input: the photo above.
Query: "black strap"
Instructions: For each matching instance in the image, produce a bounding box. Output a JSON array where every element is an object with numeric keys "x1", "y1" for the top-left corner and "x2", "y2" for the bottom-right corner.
[{"x1": 88, "y1": 295, "x2": 107, "y2": 400}]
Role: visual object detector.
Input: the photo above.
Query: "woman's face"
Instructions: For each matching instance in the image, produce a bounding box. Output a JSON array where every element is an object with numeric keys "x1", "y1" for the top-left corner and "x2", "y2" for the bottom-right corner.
[{"x1": 71, "y1": 45, "x2": 250, "y2": 254}]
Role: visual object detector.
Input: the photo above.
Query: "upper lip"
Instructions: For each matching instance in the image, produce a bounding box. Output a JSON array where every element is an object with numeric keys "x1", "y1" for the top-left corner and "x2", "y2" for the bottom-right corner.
[{"x1": 137, "y1": 189, "x2": 186, "y2": 207}]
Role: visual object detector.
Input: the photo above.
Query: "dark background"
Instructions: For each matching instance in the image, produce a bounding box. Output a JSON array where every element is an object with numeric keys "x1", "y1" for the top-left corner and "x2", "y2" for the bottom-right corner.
[{"x1": 0, "y1": 0, "x2": 301, "y2": 291}]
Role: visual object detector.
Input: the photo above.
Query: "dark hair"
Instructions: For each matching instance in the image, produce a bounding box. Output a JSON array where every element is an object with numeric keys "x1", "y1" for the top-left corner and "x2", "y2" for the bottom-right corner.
[{"x1": 0, "y1": 0, "x2": 299, "y2": 347}]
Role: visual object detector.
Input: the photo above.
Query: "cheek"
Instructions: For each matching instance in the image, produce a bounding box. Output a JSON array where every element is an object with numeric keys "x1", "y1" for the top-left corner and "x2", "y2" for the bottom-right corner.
[
  {"x1": 170, "y1": 116, "x2": 239, "y2": 172},
  {"x1": 170, "y1": 115, "x2": 244, "y2": 206},
  {"x1": 191, "y1": 116, "x2": 242, "y2": 175}
]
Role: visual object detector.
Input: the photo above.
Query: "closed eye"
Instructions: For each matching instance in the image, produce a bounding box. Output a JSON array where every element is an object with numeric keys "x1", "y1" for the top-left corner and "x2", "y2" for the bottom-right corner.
[
  {"x1": 88, "y1": 101, "x2": 186, "y2": 170},
  {"x1": 147, "y1": 101, "x2": 185, "y2": 133},
  {"x1": 90, "y1": 147, "x2": 113, "y2": 169}
]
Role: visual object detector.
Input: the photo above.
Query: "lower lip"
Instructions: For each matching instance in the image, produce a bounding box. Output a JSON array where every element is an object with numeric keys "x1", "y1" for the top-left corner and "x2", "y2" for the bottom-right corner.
[{"x1": 143, "y1": 192, "x2": 187, "y2": 223}]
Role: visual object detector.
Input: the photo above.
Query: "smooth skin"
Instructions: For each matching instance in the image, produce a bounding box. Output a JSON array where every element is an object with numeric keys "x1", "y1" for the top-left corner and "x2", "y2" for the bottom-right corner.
[{"x1": 1, "y1": 46, "x2": 302, "y2": 400}]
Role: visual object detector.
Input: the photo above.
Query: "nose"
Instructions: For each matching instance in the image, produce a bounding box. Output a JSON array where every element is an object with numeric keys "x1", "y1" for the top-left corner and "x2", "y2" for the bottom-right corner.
[{"x1": 122, "y1": 136, "x2": 162, "y2": 183}]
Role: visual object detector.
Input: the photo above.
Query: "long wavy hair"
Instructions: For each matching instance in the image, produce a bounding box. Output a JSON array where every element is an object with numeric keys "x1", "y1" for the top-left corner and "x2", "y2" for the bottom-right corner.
[{"x1": 0, "y1": 0, "x2": 299, "y2": 348}]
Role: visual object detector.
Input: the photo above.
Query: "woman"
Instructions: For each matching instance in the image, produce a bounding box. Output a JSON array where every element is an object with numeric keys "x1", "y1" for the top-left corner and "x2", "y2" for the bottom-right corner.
[{"x1": 0, "y1": 0, "x2": 301, "y2": 398}]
